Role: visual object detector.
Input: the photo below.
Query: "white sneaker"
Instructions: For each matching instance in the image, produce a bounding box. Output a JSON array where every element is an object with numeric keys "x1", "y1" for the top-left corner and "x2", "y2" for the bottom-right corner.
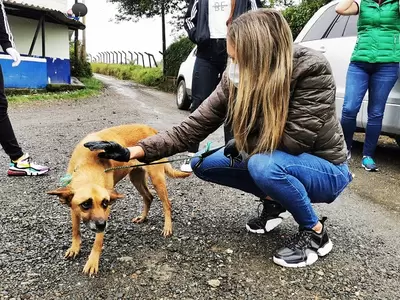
[
  {"x1": 180, "y1": 153, "x2": 195, "y2": 173},
  {"x1": 8, "y1": 153, "x2": 50, "y2": 176}
]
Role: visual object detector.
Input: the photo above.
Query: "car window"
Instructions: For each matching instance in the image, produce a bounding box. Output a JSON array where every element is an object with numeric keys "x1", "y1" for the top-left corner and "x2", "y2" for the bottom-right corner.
[
  {"x1": 326, "y1": 15, "x2": 349, "y2": 39},
  {"x1": 343, "y1": 15, "x2": 359, "y2": 37},
  {"x1": 302, "y1": 5, "x2": 337, "y2": 42}
]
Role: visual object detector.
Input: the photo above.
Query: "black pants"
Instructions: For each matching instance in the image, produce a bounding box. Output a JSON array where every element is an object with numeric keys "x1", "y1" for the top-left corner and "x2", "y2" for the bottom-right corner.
[
  {"x1": 0, "y1": 66, "x2": 23, "y2": 160},
  {"x1": 188, "y1": 57, "x2": 233, "y2": 152}
]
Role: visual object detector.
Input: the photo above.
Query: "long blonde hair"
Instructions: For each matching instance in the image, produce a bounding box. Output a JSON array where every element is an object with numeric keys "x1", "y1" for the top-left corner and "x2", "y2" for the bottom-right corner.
[{"x1": 227, "y1": 9, "x2": 293, "y2": 155}]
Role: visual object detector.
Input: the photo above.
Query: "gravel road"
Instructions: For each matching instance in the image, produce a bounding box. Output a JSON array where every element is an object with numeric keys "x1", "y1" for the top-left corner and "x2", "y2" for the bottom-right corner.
[{"x1": 1, "y1": 74, "x2": 399, "y2": 300}]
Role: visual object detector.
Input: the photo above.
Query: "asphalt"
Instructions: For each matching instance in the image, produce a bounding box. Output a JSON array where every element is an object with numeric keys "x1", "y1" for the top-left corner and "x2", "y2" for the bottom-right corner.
[{"x1": 0, "y1": 74, "x2": 399, "y2": 300}]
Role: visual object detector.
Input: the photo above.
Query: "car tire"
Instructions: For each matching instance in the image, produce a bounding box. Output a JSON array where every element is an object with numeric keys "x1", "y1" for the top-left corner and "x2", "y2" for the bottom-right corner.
[{"x1": 176, "y1": 79, "x2": 191, "y2": 110}]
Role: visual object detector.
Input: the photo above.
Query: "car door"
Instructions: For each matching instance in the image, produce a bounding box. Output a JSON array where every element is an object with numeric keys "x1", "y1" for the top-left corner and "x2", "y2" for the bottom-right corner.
[{"x1": 295, "y1": 4, "x2": 365, "y2": 129}]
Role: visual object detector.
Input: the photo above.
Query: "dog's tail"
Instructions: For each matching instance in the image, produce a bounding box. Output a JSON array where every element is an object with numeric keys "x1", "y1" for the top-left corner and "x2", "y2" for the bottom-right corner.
[{"x1": 164, "y1": 162, "x2": 192, "y2": 179}]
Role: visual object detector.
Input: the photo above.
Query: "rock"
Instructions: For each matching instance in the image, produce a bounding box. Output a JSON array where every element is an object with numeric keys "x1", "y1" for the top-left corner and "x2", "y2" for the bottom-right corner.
[
  {"x1": 207, "y1": 279, "x2": 221, "y2": 288},
  {"x1": 117, "y1": 256, "x2": 133, "y2": 262},
  {"x1": 225, "y1": 249, "x2": 233, "y2": 254},
  {"x1": 316, "y1": 270, "x2": 324, "y2": 276}
]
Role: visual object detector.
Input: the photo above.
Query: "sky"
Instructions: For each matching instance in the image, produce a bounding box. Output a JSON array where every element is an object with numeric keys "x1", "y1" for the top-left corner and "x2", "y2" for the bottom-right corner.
[{"x1": 67, "y1": 0, "x2": 179, "y2": 61}]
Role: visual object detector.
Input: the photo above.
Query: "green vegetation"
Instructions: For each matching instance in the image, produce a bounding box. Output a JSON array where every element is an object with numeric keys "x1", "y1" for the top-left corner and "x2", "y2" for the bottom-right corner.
[
  {"x1": 8, "y1": 77, "x2": 103, "y2": 103},
  {"x1": 92, "y1": 63, "x2": 164, "y2": 87}
]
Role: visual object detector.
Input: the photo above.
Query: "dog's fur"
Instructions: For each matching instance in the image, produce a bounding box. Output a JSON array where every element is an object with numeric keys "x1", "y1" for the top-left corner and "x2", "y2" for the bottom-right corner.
[{"x1": 47, "y1": 124, "x2": 191, "y2": 275}]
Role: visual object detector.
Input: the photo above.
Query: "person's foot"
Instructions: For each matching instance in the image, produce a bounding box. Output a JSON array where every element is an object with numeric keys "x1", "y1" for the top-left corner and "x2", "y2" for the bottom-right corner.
[
  {"x1": 361, "y1": 156, "x2": 378, "y2": 172},
  {"x1": 273, "y1": 218, "x2": 332, "y2": 268},
  {"x1": 180, "y1": 153, "x2": 195, "y2": 173},
  {"x1": 246, "y1": 199, "x2": 291, "y2": 234},
  {"x1": 7, "y1": 153, "x2": 50, "y2": 176}
]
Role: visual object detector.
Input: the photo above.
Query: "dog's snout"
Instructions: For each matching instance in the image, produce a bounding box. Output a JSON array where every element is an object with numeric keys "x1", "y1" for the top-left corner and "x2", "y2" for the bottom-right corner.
[{"x1": 95, "y1": 220, "x2": 107, "y2": 231}]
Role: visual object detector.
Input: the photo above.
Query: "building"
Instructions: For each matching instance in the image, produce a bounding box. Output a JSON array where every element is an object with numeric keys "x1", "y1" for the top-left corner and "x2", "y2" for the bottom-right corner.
[{"x1": 0, "y1": 0, "x2": 85, "y2": 89}]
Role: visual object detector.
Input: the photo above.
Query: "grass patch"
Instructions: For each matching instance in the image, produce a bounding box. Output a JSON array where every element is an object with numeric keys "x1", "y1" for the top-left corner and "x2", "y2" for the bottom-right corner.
[
  {"x1": 8, "y1": 77, "x2": 103, "y2": 103},
  {"x1": 92, "y1": 63, "x2": 175, "y2": 92}
]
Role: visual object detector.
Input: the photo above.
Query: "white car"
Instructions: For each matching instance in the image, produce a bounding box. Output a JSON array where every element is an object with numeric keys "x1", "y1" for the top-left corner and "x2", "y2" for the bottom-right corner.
[
  {"x1": 175, "y1": 0, "x2": 400, "y2": 145},
  {"x1": 176, "y1": 47, "x2": 197, "y2": 110}
]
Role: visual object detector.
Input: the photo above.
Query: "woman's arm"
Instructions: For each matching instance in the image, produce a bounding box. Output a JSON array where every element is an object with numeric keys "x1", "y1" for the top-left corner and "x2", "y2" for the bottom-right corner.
[
  {"x1": 335, "y1": 0, "x2": 359, "y2": 15},
  {"x1": 134, "y1": 72, "x2": 231, "y2": 163}
]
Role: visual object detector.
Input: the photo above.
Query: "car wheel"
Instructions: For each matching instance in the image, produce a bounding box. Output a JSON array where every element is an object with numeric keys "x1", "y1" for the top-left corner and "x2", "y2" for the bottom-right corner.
[{"x1": 176, "y1": 79, "x2": 191, "y2": 110}]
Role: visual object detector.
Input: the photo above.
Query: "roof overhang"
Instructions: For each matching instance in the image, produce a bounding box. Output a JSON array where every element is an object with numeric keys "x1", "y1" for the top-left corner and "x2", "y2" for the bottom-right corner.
[{"x1": 4, "y1": 1, "x2": 85, "y2": 30}]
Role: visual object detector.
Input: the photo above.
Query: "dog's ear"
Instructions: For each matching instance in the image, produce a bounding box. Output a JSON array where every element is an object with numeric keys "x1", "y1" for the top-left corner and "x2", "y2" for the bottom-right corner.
[
  {"x1": 108, "y1": 189, "x2": 124, "y2": 203},
  {"x1": 47, "y1": 187, "x2": 74, "y2": 206}
]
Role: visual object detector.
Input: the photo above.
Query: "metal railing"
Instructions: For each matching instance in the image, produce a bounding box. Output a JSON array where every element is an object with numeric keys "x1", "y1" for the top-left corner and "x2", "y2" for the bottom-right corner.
[{"x1": 89, "y1": 50, "x2": 158, "y2": 68}]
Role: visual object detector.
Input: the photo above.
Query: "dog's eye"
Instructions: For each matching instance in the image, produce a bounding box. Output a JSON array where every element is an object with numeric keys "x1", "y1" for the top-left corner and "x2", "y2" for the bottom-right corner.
[
  {"x1": 101, "y1": 199, "x2": 109, "y2": 209},
  {"x1": 80, "y1": 199, "x2": 93, "y2": 211}
]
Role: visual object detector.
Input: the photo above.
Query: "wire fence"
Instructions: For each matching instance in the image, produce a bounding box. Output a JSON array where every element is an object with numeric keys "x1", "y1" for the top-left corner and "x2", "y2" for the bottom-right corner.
[{"x1": 87, "y1": 51, "x2": 159, "y2": 68}]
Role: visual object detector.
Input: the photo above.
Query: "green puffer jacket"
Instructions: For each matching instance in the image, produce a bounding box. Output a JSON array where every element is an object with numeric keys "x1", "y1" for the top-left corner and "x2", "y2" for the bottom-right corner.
[{"x1": 351, "y1": 0, "x2": 400, "y2": 63}]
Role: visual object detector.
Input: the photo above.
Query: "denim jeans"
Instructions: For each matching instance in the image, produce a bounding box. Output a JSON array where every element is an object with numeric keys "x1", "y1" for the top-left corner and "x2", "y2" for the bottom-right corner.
[
  {"x1": 341, "y1": 62, "x2": 399, "y2": 157},
  {"x1": 191, "y1": 149, "x2": 352, "y2": 229},
  {"x1": 189, "y1": 57, "x2": 228, "y2": 152}
]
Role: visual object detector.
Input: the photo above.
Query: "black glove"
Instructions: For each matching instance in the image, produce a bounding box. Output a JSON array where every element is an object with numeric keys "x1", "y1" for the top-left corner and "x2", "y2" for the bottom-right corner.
[
  {"x1": 224, "y1": 139, "x2": 243, "y2": 166},
  {"x1": 84, "y1": 141, "x2": 131, "y2": 162}
]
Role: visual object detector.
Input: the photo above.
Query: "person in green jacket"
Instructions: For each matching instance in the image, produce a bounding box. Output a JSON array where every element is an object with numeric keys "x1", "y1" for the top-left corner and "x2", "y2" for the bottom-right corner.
[{"x1": 336, "y1": 0, "x2": 400, "y2": 171}]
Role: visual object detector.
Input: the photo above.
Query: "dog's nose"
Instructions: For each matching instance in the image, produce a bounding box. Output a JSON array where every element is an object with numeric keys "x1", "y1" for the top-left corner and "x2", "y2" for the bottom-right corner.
[{"x1": 95, "y1": 220, "x2": 107, "y2": 231}]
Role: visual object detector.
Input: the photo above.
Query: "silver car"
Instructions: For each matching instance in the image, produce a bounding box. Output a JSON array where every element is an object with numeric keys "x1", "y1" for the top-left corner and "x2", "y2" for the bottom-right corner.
[{"x1": 295, "y1": 0, "x2": 400, "y2": 146}]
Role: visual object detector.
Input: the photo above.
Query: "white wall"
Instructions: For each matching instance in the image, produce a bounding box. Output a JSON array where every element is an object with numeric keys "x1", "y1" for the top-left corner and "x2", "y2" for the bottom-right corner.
[
  {"x1": 8, "y1": 15, "x2": 70, "y2": 59},
  {"x1": 11, "y1": 0, "x2": 68, "y2": 12}
]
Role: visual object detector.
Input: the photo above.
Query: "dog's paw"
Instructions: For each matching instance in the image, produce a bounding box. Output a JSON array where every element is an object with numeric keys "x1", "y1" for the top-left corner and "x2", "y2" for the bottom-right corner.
[
  {"x1": 132, "y1": 215, "x2": 147, "y2": 224},
  {"x1": 83, "y1": 258, "x2": 99, "y2": 275},
  {"x1": 65, "y1": 246, "x2": 80, "y2": 259},
  {"x1": 162, "y1": 227, "x2": 173, "y2": 237}
]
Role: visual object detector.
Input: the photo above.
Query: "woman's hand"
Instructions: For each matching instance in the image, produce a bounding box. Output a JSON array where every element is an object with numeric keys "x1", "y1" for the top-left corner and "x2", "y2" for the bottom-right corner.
[
  {"x1": 335, "y1": 0, "x2": 359, "y2": 15},
  {"x1": 84, "y1": 141, "x2": 144, "y2": 162}
]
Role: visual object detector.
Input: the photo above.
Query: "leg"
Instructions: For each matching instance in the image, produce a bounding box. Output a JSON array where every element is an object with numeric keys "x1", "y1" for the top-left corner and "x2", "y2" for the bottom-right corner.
[
  {"x1": 341, "y1": 62, "x2": 369, "y2": 153},
  {"x1": 188, "y1": 57, "x2": 224, "y2": 153},
  {"x1": 65, "y1": 210, "x2": 81, "y2": 259},
  {"x1": 0, "y1": 65, "x2": 23, "y2": 160},
  {"x1": 129, "y1": 168, "x2": 154, "y2": 223},
  {"x1": 191, "y1": 148, "x2": 288, "y2": 233},
  {"x1": 364, "y1": 63, "x2": 399, "y2": 158},
  {"x1": 247, "y1": 151, "x2": 352, "y2": 267},
  {"x1": 147, "y1": 165, "x2": 173, "y2": 237},
  {"x1": 83, "y1": 232, "x2": 104, "y2": 275},
  {"x1": 247, "y1": 151, "x2": 351, "y2": 228},
  {"x1": 190, "y1": 148, "x2": 265, "y2": 197}
]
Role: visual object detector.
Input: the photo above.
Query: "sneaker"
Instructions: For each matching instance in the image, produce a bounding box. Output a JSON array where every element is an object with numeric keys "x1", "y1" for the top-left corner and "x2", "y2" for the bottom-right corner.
[
  {"x1": 246, "y1": 199, "x2": 291, "y2": 234},
  {"x1": 347, "y1": 150, "x2": 352, "y2": 161},
  {"x1": 7, "y1": 153, "x2": 50, "y2": 176},
  {"x1": 361, "y1": 156, "x2": 378, "y2": 172},
  {"x1": 273, "y1": 217, "x2": 333, "y2": 268},
  {"x1": 180, "y1": 153, "x2": 195, "y2": 173}
]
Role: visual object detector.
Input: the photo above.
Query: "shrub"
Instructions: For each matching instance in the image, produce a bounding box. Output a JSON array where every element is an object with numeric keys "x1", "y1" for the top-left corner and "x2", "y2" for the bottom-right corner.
[
  {"x1": 164, "y1": 37, "x2": 195, "y2": 77},
  {"x1": 69, "y1": 42, "x2": 93, "y2": 78},
  {"x1": 92, "y1": 63, "x2": 163, "y2": 87}
]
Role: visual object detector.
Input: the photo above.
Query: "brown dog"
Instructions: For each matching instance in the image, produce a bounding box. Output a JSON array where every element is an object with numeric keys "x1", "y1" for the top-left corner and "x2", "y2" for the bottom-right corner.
[{"x1": 47, "y1": 124, "x2": 191, "y2": 275}]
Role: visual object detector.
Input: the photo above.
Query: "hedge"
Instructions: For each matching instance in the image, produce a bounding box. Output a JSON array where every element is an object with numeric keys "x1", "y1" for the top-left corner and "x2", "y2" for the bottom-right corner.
[
  {"x1": 92, "y1": 63, "x2": 163, "y2": 87},
  {"x1": 164, "y1": 37, "x2": 195, "y2": 77}
]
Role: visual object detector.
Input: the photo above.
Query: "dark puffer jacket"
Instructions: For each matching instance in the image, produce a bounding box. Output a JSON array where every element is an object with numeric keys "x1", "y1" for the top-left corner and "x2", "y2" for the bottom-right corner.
[{"x1": 138, "y1": 45, "x2": 347, "y2": 165}]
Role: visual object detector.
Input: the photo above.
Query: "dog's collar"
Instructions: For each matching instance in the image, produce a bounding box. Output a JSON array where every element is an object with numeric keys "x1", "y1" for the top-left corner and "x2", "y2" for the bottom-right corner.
[{"x1": 59, "y1": 166, "x2": 79, "y2": 187}]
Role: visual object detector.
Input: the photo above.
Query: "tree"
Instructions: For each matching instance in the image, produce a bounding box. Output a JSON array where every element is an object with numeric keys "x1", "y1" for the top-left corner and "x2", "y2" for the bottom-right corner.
[{"x1": 109, "y1": 0, "x2": 186, "y2": 22}]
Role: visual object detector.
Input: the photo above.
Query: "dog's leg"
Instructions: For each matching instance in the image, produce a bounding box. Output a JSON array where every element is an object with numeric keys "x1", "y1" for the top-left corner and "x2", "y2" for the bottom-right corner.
[
  {"x1": 83, "y1": 232, "x2": 104, "y2": 275},
  {"x1": 148, "y1": 167, "x2": 173, "y2": 237},
  {"x1": 129, "y1": 168, "x2": 154, "y2": 224},
  {"x1": 65, "y1": 210, "x2": 81, "y2": 259}
]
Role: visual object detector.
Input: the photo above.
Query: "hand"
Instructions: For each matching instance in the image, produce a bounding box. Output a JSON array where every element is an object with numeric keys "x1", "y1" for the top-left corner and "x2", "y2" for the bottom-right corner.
[
  {"x1": 84, "y1": 141, "x2": 131, "y2": 162},
  {"x1": 6, "y1": 48, "x2": 21, "y2": 67},
  {"x1": 224, "y1": 139, "x2": 240, "y2": 159}
]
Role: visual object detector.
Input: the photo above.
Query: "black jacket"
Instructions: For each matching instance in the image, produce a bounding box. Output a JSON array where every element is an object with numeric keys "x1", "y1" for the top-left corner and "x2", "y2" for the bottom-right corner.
[
  {"x1": 184, "y1": 0, "x2": 259, "y2": 59},
  {"x1": 0, "y1": 1, "x2": 14, "y2": 52}
]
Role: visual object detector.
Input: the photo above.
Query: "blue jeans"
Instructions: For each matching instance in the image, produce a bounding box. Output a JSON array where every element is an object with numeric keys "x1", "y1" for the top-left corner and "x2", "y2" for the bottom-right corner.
[
  {"x1": 191, "y1": 149, "x2": 352, "y2": 229},
  {"x1": 341, "y1": 62, "x2": 399, "y2": 157}
]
